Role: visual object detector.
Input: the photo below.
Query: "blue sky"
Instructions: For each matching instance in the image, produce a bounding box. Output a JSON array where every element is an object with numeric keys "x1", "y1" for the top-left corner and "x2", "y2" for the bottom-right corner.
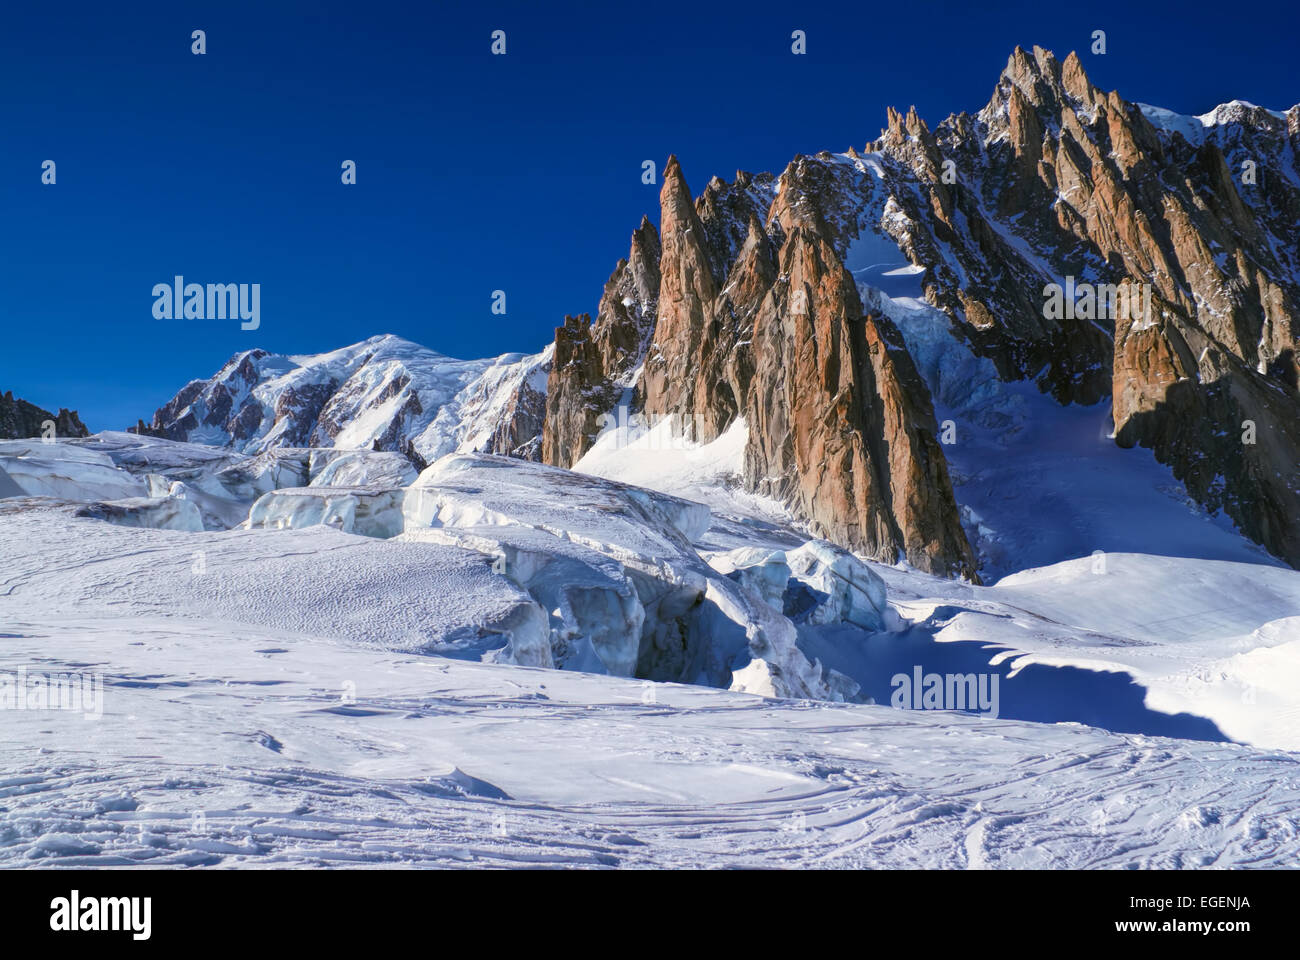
[{"x1": 2, "y1": 0, "x2": 1296, "y2": 429}]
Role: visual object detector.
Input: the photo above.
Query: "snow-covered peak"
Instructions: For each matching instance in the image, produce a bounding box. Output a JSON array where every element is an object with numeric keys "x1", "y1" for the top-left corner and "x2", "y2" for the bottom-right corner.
[
  {"x1": 1138, "y1": 99, "x2": 1292, "y2": 144},
  {"x1": 1197, "y1": 99, "x2": 1290, "y2": 126},
  {"x1": 135, "y1": 335, "x2": 552, "y2": 465}
]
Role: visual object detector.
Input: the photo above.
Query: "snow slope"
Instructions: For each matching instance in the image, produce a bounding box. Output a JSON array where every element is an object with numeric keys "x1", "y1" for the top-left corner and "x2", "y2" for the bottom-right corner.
[
  {"x1": 4, "y1": 609, "x2": 1300, "y2": 868},
  {"x1": 3, "y1": 418, "x2": 1299, "y2": 867},
  {"x1": 886, "y1": 553, "x2": 1300, "y2": 752}
]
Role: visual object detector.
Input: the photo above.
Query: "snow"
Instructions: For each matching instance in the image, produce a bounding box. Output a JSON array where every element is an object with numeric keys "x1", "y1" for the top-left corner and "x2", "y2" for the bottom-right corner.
[
  {"x1": 844, "y1": 223, "x2": 927, "y2": 299},
  {"x1": 417, "y1": 346, "x2": 552, "y2": 461},
  {"x1": 4, "y1": 417, "x2": 1300, "y2": 867},
  {"x1": 75, "y1": 494, "x2": 204, "y2": 533},
  {"x1": 407, "y1": 453, "x2": 713, "y2": 560},
  {"x1": 308, "y1": 449, "x2": 418, "y2": 489},
  {"x1": 1137, "y1": 103, "x2": 1211, "y2": 143},
  {"x1": 707, "y1": 546, "x2": 791, "y2": 611},
  {"x1": 0, "y1": 441, "x2": 148, "y2": 501},
  {"x1": 3, "y1": 597, "x2": 1300, "y2": 867},
  {"x1": 843, "y1": 230, "x2": 1276, "y2": 581},
  {"x1": 709, "y1": 541, "x2": 891, "y2": 633},
  {"x1": 0, "y1": 464, "x2": 24, "y2": 498},
  {"x1": 890, "y1": 552, "x2": 1300, "y2": 752},
  {"x1": 0, "y1": 500, "x2": 547, "y2": 661},
  {"x1": 899, "y1": 319, "x2": 1271, "y2": 578},
  {"x1": 402, "y1": 454, "x2": 852, "y2": 700},
  {"x1": 784, "y1": 540, "x2": 890, "y2": 632},
  {"x1": 574, "y1": 415, "x2": 789, "y2": 524},
  {"x1": 247, "y1": 486, "x2": 408, "y2": 539},
  {"x1": 16, "y1": 112, "x2": 1300, "y2": 875},
  {"x1": 145, "y1": 335, "x2": 550, "y2": 466},
  {"x1": 4, "y1": 83, "x2": 1299, "y2": 867},
  {"x1": 401, "y1": 521, "x2": 644, "y2": 676},
  {"x1": 1138, "y1": 100, "x2": 1290, "y2": 145}
]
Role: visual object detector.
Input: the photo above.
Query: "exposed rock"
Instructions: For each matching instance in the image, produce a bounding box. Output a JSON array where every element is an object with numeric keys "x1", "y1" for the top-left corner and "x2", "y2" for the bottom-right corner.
[
  {"x1": 543, "y1": 217, "x2": 661, "y2": 468},
  {"x1": 543, "y1": 155, "x2": 976, "y2": 578},
  {"x1": 640, "y1": 156, "x2": 725, "y2": 439},
  {"x1": 1113, "y1": 307, "x2": 1300, "y2": 567},
  {"x1": 0, "y1": 391, "x2": 88, "y2": 440},
  {"x1": 744, "y1": 225, "x2": 976, "y2": 577},
  {"x1": 541, "y1": 47, "x2": 1299, "y2": 572}
]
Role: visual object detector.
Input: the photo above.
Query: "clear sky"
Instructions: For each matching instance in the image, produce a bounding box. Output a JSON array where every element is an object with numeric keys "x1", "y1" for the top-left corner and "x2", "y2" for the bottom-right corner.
[{"x1": 2, "y1": 0, "x2": 1296, "y2": 429}]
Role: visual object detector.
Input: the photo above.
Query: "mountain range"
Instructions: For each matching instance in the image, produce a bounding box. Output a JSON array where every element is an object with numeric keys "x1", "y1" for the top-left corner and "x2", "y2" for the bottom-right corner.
[
  {"x1": 4, "y1": 45, "x2": 1300, "y2": 868},
  {"x1": 125, "y1": 46, "x2": 1299, "y2": 577}
]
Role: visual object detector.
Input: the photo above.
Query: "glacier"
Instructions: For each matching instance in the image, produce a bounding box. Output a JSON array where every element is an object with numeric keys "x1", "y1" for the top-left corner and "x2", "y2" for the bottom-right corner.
[{"x1": 2, "y1": 405, "x2": 1300, "y2": 867}]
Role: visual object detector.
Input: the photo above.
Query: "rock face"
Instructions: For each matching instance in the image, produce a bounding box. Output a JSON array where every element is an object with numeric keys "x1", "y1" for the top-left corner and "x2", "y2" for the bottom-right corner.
[
  {"x1": 744, "y1": 224, "x2": 974, "y2": 576},
  {"x1": 0, "y1": 391, "x2": 88, "y2": 440},
  {"x1": 916, "y1": 46, "x2": 1300, "y2": 568},
  {"x1": 639, "y1": 157, "x2": 732, "y2": 442},
  {"x1": 543, "y1": 217, "x2": 661, "y2": 468},
  {"x1": 540, "y1": 47, "x2": 1300, "y2": 573},
  {"x1": 542, "y1": 154, "x2": 977, "y2": 578},
  {"x1": 125, "y1": 47, "x2": 1299, "y2": 573}
]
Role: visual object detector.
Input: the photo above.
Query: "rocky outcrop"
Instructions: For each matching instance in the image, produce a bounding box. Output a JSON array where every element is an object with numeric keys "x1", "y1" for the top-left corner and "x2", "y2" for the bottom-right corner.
[
  {"x1": 123, "y1": 47, "x2": 1300, "y2": 574},
  {"x1": 906, "y1": 46, "x2": 1300, "y2": 568},
  {"x1": 1113, "y1": 306, "x2": 1300, "y2": 567},
  {"x1": 0, "y1": 391, "x2": 89, "y2": 440},
  {"x1": 640, "y1": 157, "x2": 761, "y2": 443},
  {"x1": 132, "y1": 347, "x2": 327, "y2": 448},
  {"x1": 541, "y1": 46, "x2": 1300, "y2": 573},
  {"x1": 544, "y1": 156, "x2": 978, "y2": 578},
  {"x1": 744, "y1": 226, "x2": 976, "y2": 577},
  {"x1": 542, "y1": 217, "x2": 661, "y2": 468},
  {"x1": 437, "y1": 348, "x2": 552, "y2": 463}
]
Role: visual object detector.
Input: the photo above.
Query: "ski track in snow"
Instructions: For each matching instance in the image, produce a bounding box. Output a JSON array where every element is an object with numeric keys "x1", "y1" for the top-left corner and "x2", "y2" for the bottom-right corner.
[
  {"x1": 0, "y1": 504, "x2": 1296, "y2": 870},
  {"x1": 5, "y1": 614, "x2": 1300, "y2": 869},
  {"x1": 5, "y1": 207, "x2": 1300, "y2": 866}
]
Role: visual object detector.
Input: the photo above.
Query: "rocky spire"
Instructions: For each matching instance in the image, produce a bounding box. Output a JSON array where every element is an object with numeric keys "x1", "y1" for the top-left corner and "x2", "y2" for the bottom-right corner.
[
  {"x1": 542, "y1": 217, "x2": 663, "y2": 469},
  {"x1": 744, "y1": 225, "x2": 977, "y2": 578},
  {"x1": 640, "y1": 156, "x2": 732, "y2": 442},
  {"x1": 541, "y1": 46, "x2": 1300, "y2": 573},
  {"x1": 0, "y1": 391, "x2": 89, "y2": 439}
]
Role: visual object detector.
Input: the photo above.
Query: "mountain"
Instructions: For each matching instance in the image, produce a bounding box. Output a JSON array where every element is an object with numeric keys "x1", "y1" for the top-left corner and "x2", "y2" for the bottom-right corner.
[
  {"x1": 129, "y1": 47, "x2": 1299, "y2": 576},
  {"x1": 131, "y1": 334, "x2": 550, "y2": 467},
  {"x1": 0, "y1": 390, "x2": 88, "y2": 440},
  {"x1": 541, "y1": 46, "x2": 1300, "y2": 574},
  {"x1": 10, "y1": 42, "x2": 1300, "y2": 874}
]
